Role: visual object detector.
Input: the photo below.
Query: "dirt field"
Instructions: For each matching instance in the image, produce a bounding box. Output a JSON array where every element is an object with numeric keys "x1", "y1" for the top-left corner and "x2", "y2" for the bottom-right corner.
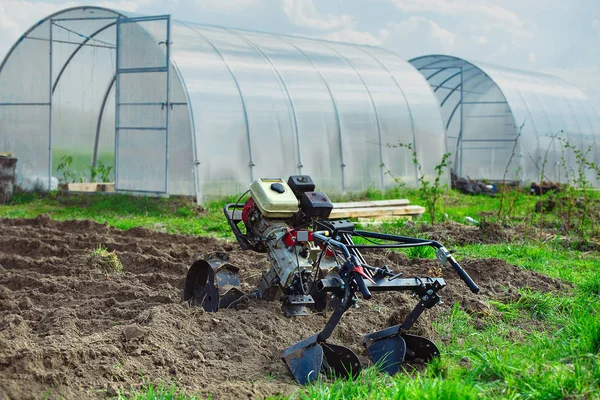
[{"x1": 0, "y1": 216, "x2": 567, "y2": 399}]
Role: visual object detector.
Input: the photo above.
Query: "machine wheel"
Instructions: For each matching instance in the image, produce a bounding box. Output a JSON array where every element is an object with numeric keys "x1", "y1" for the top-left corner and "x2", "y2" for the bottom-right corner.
[{"x1": 183, "y1": 252, "x2": 244, "y2": 312}]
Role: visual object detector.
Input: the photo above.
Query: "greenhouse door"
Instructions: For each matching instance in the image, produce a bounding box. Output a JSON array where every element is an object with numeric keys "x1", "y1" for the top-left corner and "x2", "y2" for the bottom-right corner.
[{"x1": 115, "y1": 16, "x2": 171, "y2": 194}]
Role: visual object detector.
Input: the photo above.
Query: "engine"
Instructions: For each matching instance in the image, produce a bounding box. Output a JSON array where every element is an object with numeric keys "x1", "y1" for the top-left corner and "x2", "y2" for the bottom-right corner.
[{"x1": 240, "y1": 176, "x2": 337, "y2": 315}]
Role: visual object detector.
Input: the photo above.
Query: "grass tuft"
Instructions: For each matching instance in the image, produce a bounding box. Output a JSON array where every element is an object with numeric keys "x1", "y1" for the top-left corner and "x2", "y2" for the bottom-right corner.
[
  {"x1": 88, "y1": 244, "x2": 122, "y2": 274},
  {"x1": 118, "y1": 383, "x2": 204, "y2": 400},
  {"x1": 580, "y1": 272, "x2": 600, "y2": 296}
]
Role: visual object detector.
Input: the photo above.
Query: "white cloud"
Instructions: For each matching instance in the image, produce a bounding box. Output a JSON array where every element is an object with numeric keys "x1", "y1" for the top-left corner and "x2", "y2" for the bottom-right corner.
[
  {"x1": 471, "y1": 35, "x2": 488, "y2": 44},
  {"x1": 385, "y1": 0, "x2": 523, "y2": 27},
  {"x1": 95, "y1": 1, "x2": 143, "y2": 12},
  {"x1": 195, "y1": 0, "x2": 263, "y2": 12},
  {"x1": 389, "y1": 16, "x2": 455, "y2": 52},
  {"x1": 324, "y1": 28, "x2": 387, "y2": 45},
  {"x1": 428, "y1": 19, "x2": 455, "y2": 48},
  {"x1": 282, "y1": 0, "x2": 354, "y2": 31},
  {"x1": 528, "y1": 52, "x2": 535, "y2": 63},
  {"x1": 383, "y1": 0, "x2": 532, "y2": 41},
  {"x1": 282, "y1": 0, "x2": 383, "y2": 45}
]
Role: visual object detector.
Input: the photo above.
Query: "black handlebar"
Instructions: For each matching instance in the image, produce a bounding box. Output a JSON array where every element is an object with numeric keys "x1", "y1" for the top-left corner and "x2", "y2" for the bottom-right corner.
[
  {"x1": 447, "y1": 256, "x2": 480, "y2": 293},
  {"x1": 352, "y1": 272, "x2": 372, "y2": 299}
]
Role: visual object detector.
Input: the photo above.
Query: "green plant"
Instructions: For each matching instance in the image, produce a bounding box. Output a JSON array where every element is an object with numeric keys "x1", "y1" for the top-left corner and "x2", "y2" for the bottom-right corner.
[
  {"x1": 497, "y1": 122, "x2": 523, "y2": 220},
  {"x1": 387, "y1": 142, "x2": 451, "y2": 225},
  {"x1": 554, "y1": 138, "x2": 599, "y2": 239},
  {"x1": 402, "y1": 245, "x2": 436, "y2": 259},
  {"x1": 88, "y1": 161, "x2": 114, "y2": 183},
  {"x1": 88, "y1": 164, "x2": 98, "y2": 183},
  {"x1": 56, "y1": 155, "x2": 77, "y2": 184},
  {"x1": 97, "y1": 161, "x2": 114, "y2": 183}
]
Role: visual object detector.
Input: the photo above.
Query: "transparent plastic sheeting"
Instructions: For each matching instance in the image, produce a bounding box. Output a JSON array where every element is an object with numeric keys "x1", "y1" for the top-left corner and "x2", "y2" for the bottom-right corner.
[
  {"x1": 0, "y1": 7, "x2": 447, "y2": 201},
  {"x1": 410, "y1": 55, "x2": 600, "y2": 186}
]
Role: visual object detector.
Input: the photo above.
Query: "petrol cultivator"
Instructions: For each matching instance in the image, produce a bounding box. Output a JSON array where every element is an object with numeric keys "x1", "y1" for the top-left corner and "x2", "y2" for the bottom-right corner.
[{"x1": 183, "y1": 176, "x2": 479, "y2": 384}]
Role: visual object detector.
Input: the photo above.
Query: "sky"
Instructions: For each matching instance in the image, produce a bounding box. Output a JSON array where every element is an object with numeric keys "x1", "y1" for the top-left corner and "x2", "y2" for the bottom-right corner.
[{"x1": 0, "y1": 0, "x2": 599, "y2": 104}]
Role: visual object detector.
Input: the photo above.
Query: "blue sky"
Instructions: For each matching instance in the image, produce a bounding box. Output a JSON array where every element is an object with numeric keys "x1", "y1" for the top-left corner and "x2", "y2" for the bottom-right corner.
[{"x1": 1, "y1": 0, "x2": 599, "y2": 103}]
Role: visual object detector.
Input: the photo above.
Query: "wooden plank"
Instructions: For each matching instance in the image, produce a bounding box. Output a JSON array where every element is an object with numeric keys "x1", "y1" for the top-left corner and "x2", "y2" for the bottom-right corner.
[
  {"x1": 357, "y1": 216, "x2": 414, "y2": 223},
  {"x1": 0, "y1": 152, "x2": 14, "y2": 157},
  {"x1": 61, "y1": 182, "x2": 115, "y2": 193},
  {"x1": 357, "y1": 216, "x2": 414, "y2": 226},
  {"x1": 329, "y1": 205, "x2": 425, "y2": 219},
  {"x1": 63, "y1": 183, "x2": 98, "y2": 192},
  {"x1": 332, "y1": 199, "x2": 410, "y2": 209}
]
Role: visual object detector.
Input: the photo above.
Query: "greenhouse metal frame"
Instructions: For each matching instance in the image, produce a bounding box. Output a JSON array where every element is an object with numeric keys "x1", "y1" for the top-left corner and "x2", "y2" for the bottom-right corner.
[{"x1": 0, "y1": 6, "x2": 448, "y2": 202}]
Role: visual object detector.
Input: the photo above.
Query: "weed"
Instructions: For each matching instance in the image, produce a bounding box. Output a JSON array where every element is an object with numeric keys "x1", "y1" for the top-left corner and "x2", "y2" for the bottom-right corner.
[
  {"x1": 386, "y1": 142, "x2": 451, "y2": 225},
  {"x1": 402, "y1": 245, "x2": 436, "y2": 259},
  {"x1": 513, "y1": 290, "x2": 561, "y2": 320},
  {"x1": 88, "y1": 244, "x2": 122, "y2": 274},
  {"x1": 497, "y1": 122, "x2": 523, "y2": 220}
]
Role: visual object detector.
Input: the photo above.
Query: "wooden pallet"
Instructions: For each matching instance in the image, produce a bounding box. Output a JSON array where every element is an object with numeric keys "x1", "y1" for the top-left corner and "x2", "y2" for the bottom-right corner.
[
  {"x1": 329, "y1": 199, "x2": 424, "y2": 221},
  {"x1": 331, "y1": 199, "x2": 410, "y2": 209}
]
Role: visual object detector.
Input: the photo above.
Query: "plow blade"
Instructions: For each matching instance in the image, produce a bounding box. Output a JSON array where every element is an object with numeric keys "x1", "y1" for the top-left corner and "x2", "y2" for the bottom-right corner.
[
  {"x1": 183, "y1": 252, "x2": 244, "y2": 312},
  {"x1": 282, "y1": 334, "x2": 361, "y2": 385},
  {"x1": 363, "y1": 326, "x2": 439, "y2": 375},
  {"x1": 402, "y1": 333, "x2": 439, "y2": 362}
]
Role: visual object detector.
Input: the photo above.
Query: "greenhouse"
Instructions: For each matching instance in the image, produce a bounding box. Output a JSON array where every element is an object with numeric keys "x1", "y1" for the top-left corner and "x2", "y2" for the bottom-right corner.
[
  {"x1": 0, "y1": 6, "x2": 447, "y2": 203},
  {"x1": 410, "y1": 55, "x2": 600, "y2": 185}
]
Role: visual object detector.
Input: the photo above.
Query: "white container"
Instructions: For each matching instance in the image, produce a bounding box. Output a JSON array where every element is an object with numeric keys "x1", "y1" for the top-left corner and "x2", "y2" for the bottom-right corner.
[{"x1": 250, "y1": 178, "x2": 299, "y2": 218}]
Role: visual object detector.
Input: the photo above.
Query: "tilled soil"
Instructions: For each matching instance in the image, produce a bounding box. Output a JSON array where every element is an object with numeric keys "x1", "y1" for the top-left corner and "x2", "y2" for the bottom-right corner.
[
  {"x1": 415, "y1": 220, "x2": 536, "y2": 246},
  {"x1": 0, "y1": 216, "x2": 568, "y2": 399}
]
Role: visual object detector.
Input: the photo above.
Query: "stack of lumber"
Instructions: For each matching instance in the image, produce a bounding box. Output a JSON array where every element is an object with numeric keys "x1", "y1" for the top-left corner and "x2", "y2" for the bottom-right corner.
[
  {"x1": 59, "y1": 182, "x2": 115, "y2": 193},
  {"x1": 330, "y1": 199, "x2": 425, "y2": 222}
]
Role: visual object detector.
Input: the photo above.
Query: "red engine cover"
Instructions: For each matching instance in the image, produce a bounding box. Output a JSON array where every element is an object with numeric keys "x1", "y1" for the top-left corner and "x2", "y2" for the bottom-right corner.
[{"x1": 241, "y1": 198, "x2": 255, "y2": 224}]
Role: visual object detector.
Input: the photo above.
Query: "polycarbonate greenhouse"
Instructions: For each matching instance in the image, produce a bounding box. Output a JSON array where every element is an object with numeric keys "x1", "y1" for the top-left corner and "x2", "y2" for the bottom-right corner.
[
  {"x1": 0, "y1": 6, "x2": 447, "y2": 202},
  {"x1": 410, "y1": 55, "x2": 600, "y2": 185}
]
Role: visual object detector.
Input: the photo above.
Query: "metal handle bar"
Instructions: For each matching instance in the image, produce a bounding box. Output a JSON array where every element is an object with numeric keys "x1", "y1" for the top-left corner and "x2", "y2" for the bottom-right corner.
[
  {"x1": 340, "y1": 230, "x2": 480, "y2": 294},
  {"x1": 352, "y1": 272, "x2": 372, "y2": 299}
]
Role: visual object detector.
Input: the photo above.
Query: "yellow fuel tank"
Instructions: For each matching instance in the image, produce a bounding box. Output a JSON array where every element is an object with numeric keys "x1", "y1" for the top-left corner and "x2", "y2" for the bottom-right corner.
[{"x1": 249, "y1": 178, "x2": 299, "y2": 218}]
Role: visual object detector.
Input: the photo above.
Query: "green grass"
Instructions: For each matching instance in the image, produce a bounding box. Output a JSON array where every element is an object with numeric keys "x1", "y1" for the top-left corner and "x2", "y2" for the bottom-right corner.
[
  {"x1": 118, "y1": 383, "x2": 204, "y2": 400},
  {"x1": 2, "y1": 188, "x2": 600, "y2": 399},
  {"x1": 457, "y1": 242, "x2": 599, "y2": 285},
  {"x1": 0, "y1": 191, "x2": 235, "y2": 239}
]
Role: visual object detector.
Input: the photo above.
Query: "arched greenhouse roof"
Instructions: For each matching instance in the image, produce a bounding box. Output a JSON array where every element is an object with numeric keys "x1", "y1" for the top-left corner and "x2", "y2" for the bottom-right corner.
[
  {"x1": 0, "y1": 6, "x2": 447, "y2": 202},
  {"x1": 410, "y1": 54, "x2": 600, "y2": 185}
]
